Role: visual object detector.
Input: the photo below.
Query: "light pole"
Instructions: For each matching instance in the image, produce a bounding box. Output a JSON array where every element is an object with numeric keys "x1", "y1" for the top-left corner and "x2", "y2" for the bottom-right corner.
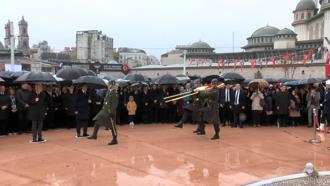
[
  {"x1": 10, "y1": 22, "x2": 15, "y2": 70},
  {"x1": 183, "y1": 50, "x2": 187, "y2": 75}
]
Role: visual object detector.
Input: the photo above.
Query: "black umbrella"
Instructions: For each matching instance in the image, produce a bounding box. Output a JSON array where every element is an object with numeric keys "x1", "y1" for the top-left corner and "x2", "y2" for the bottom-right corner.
[
  {"x1": 123, "y1": 74, "x2": 146, "y2": 83},
  {"x1": 188, "y1": 75, "x2": 201, "y2": 81},
  {"x1": 220, "y1": 72, "x2": 245, "y2": 84},
  {"x1": 176, "y1": 74, "x2": 191, "y2": 84},
  {"x1": 116, "y1": 79, "x2": 130, "y2": 87},
  {"x1": 15, "y1": 72, "x2": 57, "y2": 84},
  {"x1": 0, "y1": 71, "x2": 28, "y2": 81},
  {"x1": 202, "y1": 75, "x2": 224, "y2": 84},
  {"x1": 278, "y1": 78, "x2": 293, "y2": 83},
  {"x1": 158, "y1": 74, "x2": 178, "y2": 85},
  {"x1": 56, "y1": 66, "x2": 89, "y2": 81},
  {"x1": 131, "y1": 82, "x2": 149, "y2": 87},
  {"x1": 73, "y1": 76, "x2": 107, "y2": 89},
  {"x1": 298, "y1": 78, "x2": 321, "y2": 85},
  {"x1": 264, "y1": 78, "x2": 278, "y2": 84},
  {"x1": 0, "y1": 77, "x2": 4, "y2": 83},
  {"x1": 284, "y1": 80, "x2": 300, "y2": 86},
  {"x1": 87, "y1": 70, "x2": 97, "y2": 76},
  {"x1": 103, "y1": 75, "x2": 116, "y2": 81}
]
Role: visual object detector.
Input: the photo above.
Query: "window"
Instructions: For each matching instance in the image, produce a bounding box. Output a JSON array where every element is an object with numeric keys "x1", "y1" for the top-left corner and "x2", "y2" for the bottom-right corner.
[
  {"x1": 23, "y1": 27, "x2": 26, "y2": 34},
  {"x1": 308, "y1": 12, "x2": 311, "y2": 19},
  {"x1": 295, "y1": 14, "x2": 298, "y2": 20},
  {"x1": 301, "y1": 13, "x2": 304, "y2": 19}
]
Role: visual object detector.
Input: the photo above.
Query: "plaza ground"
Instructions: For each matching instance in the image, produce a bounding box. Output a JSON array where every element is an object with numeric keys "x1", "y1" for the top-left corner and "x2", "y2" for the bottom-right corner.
[{"x1": 0, "y1": 124, "x2": 330, "y2": 186}]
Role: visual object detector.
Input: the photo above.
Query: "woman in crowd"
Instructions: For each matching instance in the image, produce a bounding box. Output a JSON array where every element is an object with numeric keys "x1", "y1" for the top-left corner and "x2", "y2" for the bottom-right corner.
[
  {"x1": 250, "y1": 88, "x2": 264, "y2": 127},
  {"x1": 289, "y1": 89, "x2": 301, "y2": 127}
]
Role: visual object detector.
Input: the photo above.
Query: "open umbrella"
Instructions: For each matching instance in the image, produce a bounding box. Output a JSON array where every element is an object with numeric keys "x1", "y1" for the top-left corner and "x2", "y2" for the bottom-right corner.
[
  {"x1": 15, "y1": 72, "x2": 57, "y2": 84},
  {"x1": 116, "y1": 79, "x2": 130, "y2": 87},
  {"x1": 264, "y1": 78, "x2": 278, "y2": 84},
  {"x1": 176, "y1": 74, "x2": 191, "y2": 84},
  {"x1": 158, "y1": 74, "x2": 178, "y2": 85},
  {"x1": 202, "y1": 75, "x2": 224, "y2": 84},
  {"x1": 123, "y1": 74, "x2": 146, "y2": 83},
  {"x1": 0, "y1": 71, "x2": 28, "y2": 81},
  {"x1": 284, "y1": 80, "x2": 300, "y2": 86},
  {"x1": 103, "y1": 75, "x2": 116, "y2": 81},
  {"x1": 278, "y1": 78, "x2": 293, "y2": 83},
  {"x1": 73, "y1": 76, "x2": 107, "y2": 89},
  {"x1": 220, "y1": 72, "x2": 245, "y2": 84},
  {"x1": 56, "y1": 66, "x2": 89, "y2": 81},
  {"x1": 248, "y1": 79, "x2": 269, "y2": 89},
  {"x1": 131, "y1": 82, "x2": 149, "y2": 87},
  {"x1": 87, "y1": 70, "x2": 97, "y2": 76},
  {"x1": 0, "y1": 77, "x2": 5, "y2": 83},
  {"x1": 298, "y1": 78, "x2": 321, "y2": 85}
]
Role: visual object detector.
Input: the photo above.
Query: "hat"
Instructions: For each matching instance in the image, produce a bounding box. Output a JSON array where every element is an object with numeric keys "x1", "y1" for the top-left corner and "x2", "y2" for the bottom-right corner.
[{"x1": 211, "y1": 78, "x2": 217, "y2": 85}]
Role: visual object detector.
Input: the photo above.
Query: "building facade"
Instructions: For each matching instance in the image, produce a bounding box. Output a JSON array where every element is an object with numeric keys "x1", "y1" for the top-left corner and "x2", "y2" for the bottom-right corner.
[
  {"x1": 118, "y1": 47, "x2": 160, "y2": 67},
  {"x1": 76, "y1": 30, "x2": 114, "y2": 63}
]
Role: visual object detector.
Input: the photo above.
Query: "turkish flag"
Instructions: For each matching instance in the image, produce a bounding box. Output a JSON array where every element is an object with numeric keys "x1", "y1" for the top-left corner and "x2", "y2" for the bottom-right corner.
[
  {"x1": 272, "y1": 56, "x2": 276, "y2": 68},
  {"x1": 303, "y1": 53, "x2": 309, "y2": 65},
  {"x1": 190, "y1": 58, "x2": 195, "y2": 65},
  {"x1": 282, "y1": 52, "x2": 293, "y2": 61}
]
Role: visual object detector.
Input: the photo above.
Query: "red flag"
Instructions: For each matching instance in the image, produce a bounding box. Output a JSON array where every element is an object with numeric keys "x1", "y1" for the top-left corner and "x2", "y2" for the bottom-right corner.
[
  {"x1": 233, "y1": 59, "x2": 237, "y2": 70},
  {"x1": 240, "y1": 59, "x2": 243, "y2": 71},
  {"x1": 250, "y1": 58, "x2": 256, "y2": 69},
  {"x1": 325, "y1": 48, "x2": 330, "y2": 64},
  {"x1": 190, "y1": 58, "x2": 195, "y2": 65},
  {"x1": 272, "y1": 56, "x2": 276, "y2": 68},
  {"x1": 282, "y1": 52, "x2": 293, "y2": 61},
  {"x1": 303, "y1": 53, "x2": 309, "y2": 65},
  {"x1": 201, "y1": 58, "x2": 206, "y2": 65},
  {"x1": 221, "y1": 59, "x2": 225, "y2": 70}
]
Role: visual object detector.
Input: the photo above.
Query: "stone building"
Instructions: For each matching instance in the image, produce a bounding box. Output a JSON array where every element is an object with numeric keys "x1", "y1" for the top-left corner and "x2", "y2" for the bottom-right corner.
[
  {"x1": 118, "y1": 47, "x2": 160, "y2": 67},
  {"x1": 76, "y1": 30, "x2": 114, "y2": 63}
]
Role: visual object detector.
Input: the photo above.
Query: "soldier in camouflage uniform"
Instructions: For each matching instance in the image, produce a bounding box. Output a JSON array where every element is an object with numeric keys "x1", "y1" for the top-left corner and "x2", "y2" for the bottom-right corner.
[{"x1": 88, "y1": 80, "x2": 119, "y2": 145}]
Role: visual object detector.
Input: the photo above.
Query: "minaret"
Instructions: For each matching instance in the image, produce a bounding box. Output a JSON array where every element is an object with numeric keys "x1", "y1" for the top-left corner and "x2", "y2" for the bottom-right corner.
[
  {"x1": 17, "y1": 16, "x2": 29, "y2": 52},
  {"x1": 321, "y1": 0, "x2": 330, "y2": 50},
  {"x1": 4, "y1": 20, "x2": 12, "y2": 48}
]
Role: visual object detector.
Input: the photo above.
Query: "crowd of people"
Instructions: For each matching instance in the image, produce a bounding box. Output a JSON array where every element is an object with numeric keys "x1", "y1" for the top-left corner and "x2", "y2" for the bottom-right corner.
[{"x1": 0, "y1": 78, "x2": 330, "y2": 141}]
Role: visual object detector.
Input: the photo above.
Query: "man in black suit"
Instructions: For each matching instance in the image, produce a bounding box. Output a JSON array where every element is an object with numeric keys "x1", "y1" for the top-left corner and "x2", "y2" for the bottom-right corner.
[
  {"x1": 16, "y1": 83, "x2": 32, "y2": 134},
  {"x1": 0, "y1": 85, "x2": 10, "y2": 136},
  {"x1": 231, "y1": 84, "x2": 246, "y2": 128},
  {"x1": 75, "y1": 84, "x2": 90, "y2": 138},
  {"x1": 28, "y1": 84, "x2": 47, "y2": 143},
  {"x1": 219, "y1": 84, "x2": 232, "y2": 127}
]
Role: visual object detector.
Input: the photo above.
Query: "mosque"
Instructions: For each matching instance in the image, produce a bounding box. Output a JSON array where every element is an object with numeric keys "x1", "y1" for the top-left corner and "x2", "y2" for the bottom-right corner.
[{"x1": 151, "y1": 0, "x2": 330, "y2": 79}]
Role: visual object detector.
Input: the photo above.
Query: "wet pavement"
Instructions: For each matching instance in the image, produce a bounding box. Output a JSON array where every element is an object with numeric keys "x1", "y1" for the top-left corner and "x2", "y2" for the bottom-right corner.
[{"x1": 0, "y1": 124, "x2": 329, "y2": 186}]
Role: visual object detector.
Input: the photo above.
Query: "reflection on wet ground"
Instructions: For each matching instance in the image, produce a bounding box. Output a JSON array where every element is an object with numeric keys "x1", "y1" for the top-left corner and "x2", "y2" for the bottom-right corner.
[{"x1": 0, "y1": 125, "x2": 329, "y2": 186}]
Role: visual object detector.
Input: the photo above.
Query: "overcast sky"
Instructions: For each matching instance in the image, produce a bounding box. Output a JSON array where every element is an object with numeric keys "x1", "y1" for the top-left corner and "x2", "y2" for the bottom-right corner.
[{"x1": 1, "y1": 0, "x2": 302, "y2": 58}]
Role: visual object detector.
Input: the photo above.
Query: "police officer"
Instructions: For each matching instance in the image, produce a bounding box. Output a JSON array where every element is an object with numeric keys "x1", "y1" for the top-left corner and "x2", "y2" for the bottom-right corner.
[{"x1": 88, "y1": 80, "x2": 119, "y2": 145}]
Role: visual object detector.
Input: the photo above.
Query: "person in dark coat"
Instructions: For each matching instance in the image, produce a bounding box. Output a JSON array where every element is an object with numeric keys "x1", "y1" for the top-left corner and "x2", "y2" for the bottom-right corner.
[
  {"x1": 89, "y1": 80, "x2": 119, "y2": 145},
  {"x1": 28, "y1": 84, "x2": 47, "y2": 143},
  {"x1": 159, "y1": 85, "x2": 170, "y2": 123},
  {"x1": 75, "y1": 84, "x2": 90, "y2": 138},
  {"x1": 0, "y1": 85, "x2": 10, "y2": 136},
  {"x1": 231, "y1": 84, "x2": 246, "y2": 128},
  {"x1": 149, "y1": 84, "x2": 160, "y2": 123},
  {"x1": 219, "y1": 84, "x2": 233, "y2": 127},
  {"x1": 141, "y1": 86, "x2": 152, "y2": 124},
  {"x1": 16, "y1": 83, "x2": 32, "y2": 134},
  {"x1": 89, "y1": 89, "x2": 103, "y2": 127},
  {"x1": 274, "y1": 85, "x2": 290, "y2": 127},
  {"x1": 44, "y1": 86, "x2": 54, "y2": 130},
  {"x1": 53, "y1": 87, "x2": 63, "y2": 128},
  {"x1": 62, "y1": 85, "x2": 76, "y2": 129},
  {"x1": 8, "y1": 87, "x2": 18, "y2": 134}
]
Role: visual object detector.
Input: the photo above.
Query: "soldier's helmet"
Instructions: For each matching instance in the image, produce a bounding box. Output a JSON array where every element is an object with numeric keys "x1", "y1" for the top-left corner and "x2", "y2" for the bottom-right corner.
[{"x1": 211, "y1": 79, "x2": 218, "y2": 85}]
